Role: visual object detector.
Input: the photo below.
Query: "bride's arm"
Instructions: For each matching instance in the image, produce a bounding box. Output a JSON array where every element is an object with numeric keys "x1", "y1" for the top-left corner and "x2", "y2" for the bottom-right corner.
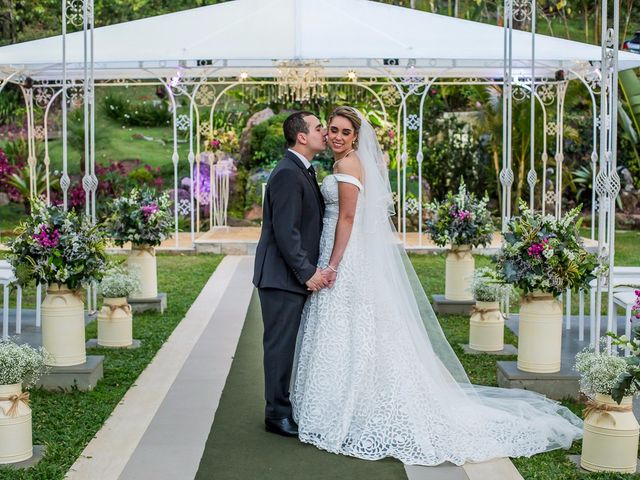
[{"x1": 325, "y1": 155, "x2": 362, "y2": 284}]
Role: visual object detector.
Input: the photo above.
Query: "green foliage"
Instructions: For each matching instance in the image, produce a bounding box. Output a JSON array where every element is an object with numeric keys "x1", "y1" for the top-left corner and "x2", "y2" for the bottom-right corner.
[
  {"x1": 4, "y1": 163, "x2": 59, "y2": 209},
  {"x1": 128, "y1": 166, "x2": 155, "y2": 184},
  {"x1": 421, "y1": 115, "x2": 493, "y2": 200},
  {"x1": 102, "y1": 91, "x2": 171, "y2": 128},
  {"x1": 0, "y1": 86, "x2": 23, "y2": 124},
  {"x1": 1, "y1": 137, "x2": 42, "y2": 165},
  {"x1": 248, "y1": 113, "x2": 289, "y2": 169},
  {"x1": 608, "y1": 323, "x2": 640, "y2": 404},
  {"x1": 497, "y1": 201, "x2": 599, "y2": 296},
  {"x1": 425, "y1": 181, "x2": 494, "y2": 248}
]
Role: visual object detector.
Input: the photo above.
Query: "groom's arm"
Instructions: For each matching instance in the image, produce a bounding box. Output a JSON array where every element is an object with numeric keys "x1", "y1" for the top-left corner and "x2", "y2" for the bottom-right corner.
[{"x1": 269, "y1": 169, "x2": 316, "y2": 285}]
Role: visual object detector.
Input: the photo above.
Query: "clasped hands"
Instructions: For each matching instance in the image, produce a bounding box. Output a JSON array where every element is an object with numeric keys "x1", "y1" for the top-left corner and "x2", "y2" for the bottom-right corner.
[{"x1": 306, "y1": 266, "x2": 338, "y2": 291}]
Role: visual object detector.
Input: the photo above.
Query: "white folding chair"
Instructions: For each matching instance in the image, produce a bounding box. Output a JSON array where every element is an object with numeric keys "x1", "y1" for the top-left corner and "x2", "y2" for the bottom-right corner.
[
  {"x1": 613, "y1": 290, "x2": 639, "y2": 356},
  {"x1": 584, "y1": 267, "x2": 640, "y2": 347}
]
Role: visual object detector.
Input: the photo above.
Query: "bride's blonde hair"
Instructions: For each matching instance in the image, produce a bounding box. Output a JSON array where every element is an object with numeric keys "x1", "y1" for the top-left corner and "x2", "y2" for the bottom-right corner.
[{"x1": 328, "y1": 106, "x2": 361, "y2": 150}]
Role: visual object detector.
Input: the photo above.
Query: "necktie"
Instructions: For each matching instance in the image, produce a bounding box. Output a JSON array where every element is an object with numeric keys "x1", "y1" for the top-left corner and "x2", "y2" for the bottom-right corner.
[{"x1": 307, "y1": 165, "x2": 316, "y2": 177}]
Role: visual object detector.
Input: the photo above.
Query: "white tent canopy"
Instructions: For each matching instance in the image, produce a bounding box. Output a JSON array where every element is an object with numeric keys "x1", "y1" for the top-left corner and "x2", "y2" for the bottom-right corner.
[{"x1": 1, "y1": 0, "x2": 639, "y2": 81}]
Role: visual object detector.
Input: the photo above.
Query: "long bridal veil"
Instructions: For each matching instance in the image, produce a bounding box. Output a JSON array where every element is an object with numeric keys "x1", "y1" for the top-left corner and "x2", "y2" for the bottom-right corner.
[{"x1": 354, "y1": 109, "x2": 582, "y2": 452}]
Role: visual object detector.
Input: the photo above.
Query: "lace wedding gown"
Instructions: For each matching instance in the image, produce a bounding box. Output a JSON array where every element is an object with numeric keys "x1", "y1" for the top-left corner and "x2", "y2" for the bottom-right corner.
[{"x1": 291, "y1": 172, "x2": 582, "y2": 466}]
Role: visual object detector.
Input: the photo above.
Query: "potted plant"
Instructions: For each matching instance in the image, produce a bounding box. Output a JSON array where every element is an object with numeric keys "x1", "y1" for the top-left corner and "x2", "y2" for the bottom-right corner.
[
  {"x1": 8, "y1": 200, "x2": 107, "y2": 366},
  {"x1": 498, "y1": 202, "x2": 599, "y2": 373},
  {"x1": 0, "y1": 340, "x2": 48, "y2": 464},
  {"x1": 426, "y1": 182, "x2": 494, "y2": 301},
  {"x1": 97, "y1": 265, "x2": 141, "y2": 347},
  {"x1": 468, "y1": 267, "x2": 516, "y2": 352},
  {"x1": 575, "y1": 344, "x2": 639, "y2": 473},
  {"x1": 106, "y1": 188, "x2": 172, "y2": 299}
]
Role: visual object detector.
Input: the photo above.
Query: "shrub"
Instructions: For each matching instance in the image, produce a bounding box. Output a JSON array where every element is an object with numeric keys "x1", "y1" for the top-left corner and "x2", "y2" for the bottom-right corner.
[
  {"x1": 248, "y1": 113, "x2": 289, "y2": 169},
  {"x1": 102, "y1": 91, "x2": 171, "y2": 127}
]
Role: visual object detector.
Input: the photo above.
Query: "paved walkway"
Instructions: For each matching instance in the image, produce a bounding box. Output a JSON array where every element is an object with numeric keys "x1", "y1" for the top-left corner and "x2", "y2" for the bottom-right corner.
[{"x1": 64, "y1": 255, "x2": 522, "y2": 480}]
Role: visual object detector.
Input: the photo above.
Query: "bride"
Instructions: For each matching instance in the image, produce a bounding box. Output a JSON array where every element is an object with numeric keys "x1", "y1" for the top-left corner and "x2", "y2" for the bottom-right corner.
[{"x1": 290, "y1": 106, "x2": 582, "y2": 466}]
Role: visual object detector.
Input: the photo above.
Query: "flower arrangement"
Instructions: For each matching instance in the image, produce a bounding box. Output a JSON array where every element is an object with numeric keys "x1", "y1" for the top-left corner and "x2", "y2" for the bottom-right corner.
[
  {"x1": 497, "y1": 202, "x2": 599, "y2": 297},
  {"x1": 375, "y1": 125, "x2": 397, "y2": 152},
  {"x1": 0, "y1": 340, "x2": 48, "y2": 387},
  {"x1": 605, "y1": 326, "x2": 640, "y2": 403},
  {"x1": 470, "y1": 267, "x2": 517, "y2": 303},
  {"x1": 575, "y1": 347, "x2": 639, "y2": 401},
  {"x1": 8, "y1": 200, "x2": 107, "y2": 290},
  {"x1": 204, "y1": 129, "x2": 239, "y2": 153},
  {"x1": 425, "y1": 182, "x2": 494, "y2": 248},
  {"x1": 630, "y1": 290, "x2": 640, "y2": 320},
  {"x1": 105, "y1": 188, "x2": 173, "y2": 247},
  {"x1": 99, "y1": 264, "x2": 141, "y2": 298}
]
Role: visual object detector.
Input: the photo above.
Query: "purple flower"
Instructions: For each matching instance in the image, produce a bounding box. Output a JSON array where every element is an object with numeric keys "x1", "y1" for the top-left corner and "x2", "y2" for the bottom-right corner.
[
  {"x1": 458, "y1": 210, "x2": 471, "y2": 220},
  {"x1": 32, "y1": 225, "x2": 60, "y2": 249},
  {"x1": 141, "y1": 202, "x2": 159, "y2": 220}
]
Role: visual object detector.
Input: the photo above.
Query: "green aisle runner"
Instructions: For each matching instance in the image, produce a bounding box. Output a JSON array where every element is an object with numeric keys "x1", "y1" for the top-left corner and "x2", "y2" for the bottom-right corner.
[{"x1": 195, "y1": 291, "x2": 407, "y2": 480}]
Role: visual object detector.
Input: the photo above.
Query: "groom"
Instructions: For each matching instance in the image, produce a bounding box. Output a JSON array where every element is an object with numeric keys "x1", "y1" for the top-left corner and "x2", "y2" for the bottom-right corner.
[{"x1": 253, "y1": 111, "x2": 328, "y2": 437}]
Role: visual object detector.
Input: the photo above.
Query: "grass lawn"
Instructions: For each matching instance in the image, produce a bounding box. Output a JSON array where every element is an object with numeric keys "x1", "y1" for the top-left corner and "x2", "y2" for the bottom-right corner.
[
  {"x1": 409, "y1": 236, "x2": 640, "y2": 479},
  {"x1": 41, "y1": 113, "x2": 195, "y2": 176},
  {"x1": 0, "y1": 253, "x2": 222, "y2": 480}
]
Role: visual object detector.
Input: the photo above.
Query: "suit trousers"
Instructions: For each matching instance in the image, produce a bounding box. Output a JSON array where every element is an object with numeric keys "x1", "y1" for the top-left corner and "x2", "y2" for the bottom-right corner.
[{"x1": 258, "y1": 287, "x2": 308, "y2": 420}]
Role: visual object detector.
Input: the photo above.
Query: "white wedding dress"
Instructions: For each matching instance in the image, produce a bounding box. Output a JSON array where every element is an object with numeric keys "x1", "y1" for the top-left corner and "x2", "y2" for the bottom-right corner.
[{"x1": 290, "y1": 113, "x2": 582, "y2": 466}]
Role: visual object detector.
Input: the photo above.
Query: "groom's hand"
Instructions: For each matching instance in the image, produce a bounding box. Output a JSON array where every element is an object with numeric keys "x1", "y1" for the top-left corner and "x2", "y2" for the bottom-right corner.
[{"x1": 306, "y1": 268, "x2": 328, "y2": 291}]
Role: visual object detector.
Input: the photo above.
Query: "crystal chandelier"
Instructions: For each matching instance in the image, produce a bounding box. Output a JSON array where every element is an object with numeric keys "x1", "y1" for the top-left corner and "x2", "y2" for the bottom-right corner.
[{"x1": 276, "y1": 61, "x2": 326, "y2": 103}]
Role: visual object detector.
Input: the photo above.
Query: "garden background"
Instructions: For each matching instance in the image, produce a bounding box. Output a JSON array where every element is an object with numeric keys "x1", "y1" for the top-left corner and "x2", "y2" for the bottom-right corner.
[{"x1": 2, "y1": 0, "x2": 640, "y2": 236}]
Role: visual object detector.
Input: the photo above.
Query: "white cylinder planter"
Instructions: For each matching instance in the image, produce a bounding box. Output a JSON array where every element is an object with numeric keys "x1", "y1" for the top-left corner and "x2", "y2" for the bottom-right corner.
[
  {"x1": 41, "y1": 284, "x2": 86, "y2": 367},
  {"x1": 517, "y1": 292, "x2": 562, "y2": 373},
  {"x1": 0, "y1": 383, "x2": 33, "y2": 464},
  {"x1": 445, "y1": 245, "x2": 474, "y2": 301},
  {"x1": 127, "y1": 245, "x2": 157, "y2": 299},
  {"x1": 469, "y1": 300, "x2": 504, "y2": 351},
  {"x1": 581, "y1": 394, "x2": 639, "y2": 473},
  {"x1": 97, "y1": 297, "x2": 133, "y2": 347}
]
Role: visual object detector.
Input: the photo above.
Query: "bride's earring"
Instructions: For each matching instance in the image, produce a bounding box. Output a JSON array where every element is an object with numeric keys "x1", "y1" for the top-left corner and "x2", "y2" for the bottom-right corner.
[{"x1": 353, "y1": 137, "x2": 358, "y2": 150}]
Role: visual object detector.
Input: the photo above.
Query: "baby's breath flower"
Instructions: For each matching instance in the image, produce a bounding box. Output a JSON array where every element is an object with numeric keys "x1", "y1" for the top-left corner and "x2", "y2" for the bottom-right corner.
[{"x1": 0, "y1": 341, "x2": 49, "y2": 387}]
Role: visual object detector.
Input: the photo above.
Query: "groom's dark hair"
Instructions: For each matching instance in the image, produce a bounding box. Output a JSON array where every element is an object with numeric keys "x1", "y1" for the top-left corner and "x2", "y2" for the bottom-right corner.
[{"x1": 283, "y1": 111, "x2": 315, "y2": 147}]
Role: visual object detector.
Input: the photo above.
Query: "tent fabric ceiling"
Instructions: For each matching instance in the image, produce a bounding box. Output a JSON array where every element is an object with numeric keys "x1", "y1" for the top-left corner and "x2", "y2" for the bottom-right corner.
[{"x1": 0, "y1": 0, "x2": 638, "y2": 81}]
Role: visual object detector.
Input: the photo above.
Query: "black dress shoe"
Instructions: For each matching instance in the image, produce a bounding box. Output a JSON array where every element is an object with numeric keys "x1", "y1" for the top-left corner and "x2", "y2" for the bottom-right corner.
[{"x1": 265, "y1": 417, "x2": 299, "y2": 437}]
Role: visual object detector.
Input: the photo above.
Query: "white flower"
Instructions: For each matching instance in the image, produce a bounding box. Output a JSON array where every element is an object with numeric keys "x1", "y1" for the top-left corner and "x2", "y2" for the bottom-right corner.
[
  {"x1": 575, "y1": 349, "x2": 638, "y2": 397},
  {"x1": 543, "y1": 248, "x2": 554, "y2": 259},
  {"x1": 0, "y1": 341, "x2": 48, "y2": 386}
]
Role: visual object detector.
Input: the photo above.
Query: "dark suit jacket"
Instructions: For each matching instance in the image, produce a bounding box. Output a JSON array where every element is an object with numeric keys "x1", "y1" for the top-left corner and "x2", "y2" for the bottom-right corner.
[{"x1": 253, "y1": 150, "x2": 325, "y2": 295}]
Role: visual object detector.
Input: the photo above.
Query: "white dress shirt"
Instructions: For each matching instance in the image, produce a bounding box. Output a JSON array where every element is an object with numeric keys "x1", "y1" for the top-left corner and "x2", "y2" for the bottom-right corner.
[{"x1": 288, "y1": 148, "x2": 312, "y2": 170}]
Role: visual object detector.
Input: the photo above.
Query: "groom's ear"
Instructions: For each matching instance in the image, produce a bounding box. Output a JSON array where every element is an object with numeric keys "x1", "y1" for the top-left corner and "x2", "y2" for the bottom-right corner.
[{"x1": 296, "y1": 132, "x2": 308, "y2": 146}]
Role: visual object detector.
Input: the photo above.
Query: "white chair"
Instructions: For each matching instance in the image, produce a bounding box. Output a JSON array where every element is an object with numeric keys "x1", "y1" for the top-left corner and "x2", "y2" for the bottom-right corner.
[
  {"x1": 0, "y1": 266, "x2": 21, "y2": 341},
  {"x1": 585, "y1": 267, "x2": 640, "y2": 346},
  {"x1": 0, "y1": 260, "x2": 42, "y2": 330},
  {"x1": 613, "y1": 290, "x2": 640, "y2": 356}
]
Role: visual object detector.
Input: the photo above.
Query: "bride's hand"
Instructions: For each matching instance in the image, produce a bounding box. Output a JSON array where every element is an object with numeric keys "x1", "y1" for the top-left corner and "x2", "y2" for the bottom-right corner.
[{"x1": 321, "y1": 267, "x2": 337, "y2": 288}]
